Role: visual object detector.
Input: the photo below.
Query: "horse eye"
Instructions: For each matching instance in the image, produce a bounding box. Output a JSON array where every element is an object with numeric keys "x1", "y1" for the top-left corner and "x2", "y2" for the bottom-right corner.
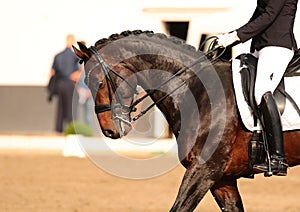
[{"x1": 97, "y1": 81, "x2": 104, "y2": 89}]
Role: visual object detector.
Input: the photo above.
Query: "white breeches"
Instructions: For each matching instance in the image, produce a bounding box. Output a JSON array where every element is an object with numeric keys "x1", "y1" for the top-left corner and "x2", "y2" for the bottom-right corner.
[{"x1": 253, "y1": 47, "x2": 294, "y2": 104}]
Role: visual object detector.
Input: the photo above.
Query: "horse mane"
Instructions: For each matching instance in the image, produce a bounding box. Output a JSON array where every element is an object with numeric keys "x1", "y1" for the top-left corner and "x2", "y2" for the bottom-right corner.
[
  {"x1": 94, "y1": 30, "x2": 202, "y2": 58},
  {"x1": 95, "y1": 30, "x2": 153, "y2": 46}
]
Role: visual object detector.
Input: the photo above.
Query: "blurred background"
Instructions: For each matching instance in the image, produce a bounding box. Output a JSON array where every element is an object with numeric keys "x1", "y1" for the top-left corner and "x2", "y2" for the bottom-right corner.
[
  {"x1": 1, "y1": 2, "x2": 300, "y2": 211},
  {"x1": 1, "y1": 0, "x2": 300, "y2": 135}
]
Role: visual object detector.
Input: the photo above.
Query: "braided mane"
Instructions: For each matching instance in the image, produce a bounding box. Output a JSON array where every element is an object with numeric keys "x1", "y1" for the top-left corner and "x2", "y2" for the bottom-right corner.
[
  {"x1": 94, "y1": 30, "x2": 200, "y2": 57},
  {"x1": 95, "y1": 30, "x2": 153, "y2": 46}
]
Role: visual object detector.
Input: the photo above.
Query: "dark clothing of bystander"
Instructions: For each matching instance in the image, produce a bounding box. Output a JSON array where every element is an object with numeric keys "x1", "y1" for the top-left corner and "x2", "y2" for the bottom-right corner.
[
  {"x1": 52, "y1": 47, "x2": 80, "y2": 132},
  {"x1": 52, "y1": 48, "x2": 81, "y2": 81}
]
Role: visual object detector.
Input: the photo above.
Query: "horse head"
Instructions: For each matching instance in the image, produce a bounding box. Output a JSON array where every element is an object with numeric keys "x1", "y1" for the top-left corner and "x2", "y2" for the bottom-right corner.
[{"x1": 73, "y1": 42, "x2": 137, "y2": 139}]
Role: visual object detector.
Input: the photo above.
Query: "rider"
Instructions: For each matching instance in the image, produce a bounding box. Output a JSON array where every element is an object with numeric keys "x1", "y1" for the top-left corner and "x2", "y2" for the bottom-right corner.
[{"x1": 217, "y1": 0, "x2": 298, "y2": 176}]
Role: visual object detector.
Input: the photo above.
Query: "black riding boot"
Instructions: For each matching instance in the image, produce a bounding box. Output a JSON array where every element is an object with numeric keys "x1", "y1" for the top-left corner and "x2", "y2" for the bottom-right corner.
[{"x1": 253, "y1": 92, "x2": 288, "y2": 176}]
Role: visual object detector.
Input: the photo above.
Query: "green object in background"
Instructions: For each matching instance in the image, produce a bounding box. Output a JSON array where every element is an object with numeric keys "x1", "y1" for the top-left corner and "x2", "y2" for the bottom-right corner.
[{"x1": 64, "y1": 121, "x2": 94, "y2": 137}]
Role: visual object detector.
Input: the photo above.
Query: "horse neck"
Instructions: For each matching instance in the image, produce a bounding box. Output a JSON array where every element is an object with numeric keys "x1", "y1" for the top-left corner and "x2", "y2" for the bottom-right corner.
[
  {"x1": 131, "y1": 57, "x2": 235, "y2": 146},
  {"x1": 112, "y1": 36, "x2": 229, "y2": 139},
  {"x1": 131, "y1": 55, "x2": 208, "y2": 138}
]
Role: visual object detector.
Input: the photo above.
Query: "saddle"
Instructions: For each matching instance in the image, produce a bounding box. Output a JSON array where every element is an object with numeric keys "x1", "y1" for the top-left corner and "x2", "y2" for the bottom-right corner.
[{"x1": 237, "y1": 51, "x2": 300, "y2": 117}]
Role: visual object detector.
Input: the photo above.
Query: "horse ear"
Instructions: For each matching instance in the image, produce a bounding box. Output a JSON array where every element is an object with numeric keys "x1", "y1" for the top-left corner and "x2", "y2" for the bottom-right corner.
[
  {"x1": 78, "y1": 41, "x2": 89, "y2": 52},
  {"x1": 72, "y1": 42, "x2": 91, "y2": 62},
  {"x1": 73, "y1": 45, "x2": 84, "y2": 59}
]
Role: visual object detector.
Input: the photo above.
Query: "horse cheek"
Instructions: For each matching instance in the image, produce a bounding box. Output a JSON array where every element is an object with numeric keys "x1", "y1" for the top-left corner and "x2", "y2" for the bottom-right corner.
[{"x1": 98, "y1": 112, "x2": 115, "y2": 131}]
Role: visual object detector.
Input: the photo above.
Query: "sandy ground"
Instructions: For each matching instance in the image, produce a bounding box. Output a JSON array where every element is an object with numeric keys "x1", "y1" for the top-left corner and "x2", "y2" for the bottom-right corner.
[{"x1": 0, "y1": 149, "x2": 299, "y2": 212}]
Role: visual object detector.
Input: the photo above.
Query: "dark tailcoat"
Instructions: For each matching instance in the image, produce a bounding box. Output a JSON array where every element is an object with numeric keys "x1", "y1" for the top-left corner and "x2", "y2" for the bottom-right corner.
[{"x1": 237, "y1": 0, "x2": 298, "y2": 52}]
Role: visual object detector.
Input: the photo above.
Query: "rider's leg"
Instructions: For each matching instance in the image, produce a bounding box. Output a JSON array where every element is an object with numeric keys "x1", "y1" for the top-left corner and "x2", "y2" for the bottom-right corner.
[
  {"x1": 254, "y1": 47, "x2": 294, "y2": 105},
  {"x1": 253, "y1": 47, "x2": 293, "y2": 176},
  {"x1": 254, "y1": 92, "x2": 288, "y2": 175}
]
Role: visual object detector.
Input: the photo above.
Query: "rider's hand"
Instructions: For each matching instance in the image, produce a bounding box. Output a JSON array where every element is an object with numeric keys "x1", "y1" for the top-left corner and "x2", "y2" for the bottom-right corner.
[{"x1": 217, "y1": 31, "x2": 240, "y2": 47}]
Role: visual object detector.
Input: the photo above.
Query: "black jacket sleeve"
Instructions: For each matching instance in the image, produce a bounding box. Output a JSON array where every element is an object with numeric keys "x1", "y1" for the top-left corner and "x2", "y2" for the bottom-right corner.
[{"x1": 237, "y1": 0, "x2": 288, "y2": 42}]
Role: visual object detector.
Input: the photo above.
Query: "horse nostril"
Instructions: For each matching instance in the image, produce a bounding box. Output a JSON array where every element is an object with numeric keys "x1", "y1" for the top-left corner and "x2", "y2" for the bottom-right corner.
[
  {"x1": 103, "y1": 129, "x2": 120, "y2": 139},
  {"x1": 105, "y1": 129, "x2": 114, "y2": 136}
]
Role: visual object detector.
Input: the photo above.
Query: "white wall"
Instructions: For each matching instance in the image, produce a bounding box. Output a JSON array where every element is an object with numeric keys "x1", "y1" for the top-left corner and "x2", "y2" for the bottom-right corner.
[
  {"x1": 1, "y1": 0, "x2": 299, "y2": 85},
  {"x1": 0, "y1": 0, "x2": 158, "y2": 86}
]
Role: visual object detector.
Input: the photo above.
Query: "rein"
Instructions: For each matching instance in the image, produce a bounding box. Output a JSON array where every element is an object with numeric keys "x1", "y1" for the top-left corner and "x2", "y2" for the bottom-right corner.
[{"x1": 87, "y1": 37, "x2": 224, "y2": 122}]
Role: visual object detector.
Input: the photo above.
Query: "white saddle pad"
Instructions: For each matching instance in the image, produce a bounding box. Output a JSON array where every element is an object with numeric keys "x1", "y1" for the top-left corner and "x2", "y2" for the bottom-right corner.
[{"x1": 232, "y1": 59, "x2": 300, "y2": 132}]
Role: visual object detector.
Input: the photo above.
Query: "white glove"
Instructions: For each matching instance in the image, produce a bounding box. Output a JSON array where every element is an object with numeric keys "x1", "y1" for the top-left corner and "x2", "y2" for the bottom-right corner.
[{"x1": 217, "y1": 31, "x2": 240, "y2": 47}]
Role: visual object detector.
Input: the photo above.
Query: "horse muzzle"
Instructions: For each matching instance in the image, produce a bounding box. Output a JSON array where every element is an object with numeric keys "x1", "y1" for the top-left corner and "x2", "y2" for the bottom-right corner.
[{"x1": 101, "y1": 116, "x2": 132, "y2": 139}]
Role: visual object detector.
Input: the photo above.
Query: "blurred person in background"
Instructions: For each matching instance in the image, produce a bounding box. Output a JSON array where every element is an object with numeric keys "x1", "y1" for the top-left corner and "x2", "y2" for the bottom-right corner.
[{"x1": 50, "y1": 34, "x2": 81, "y2": 132}]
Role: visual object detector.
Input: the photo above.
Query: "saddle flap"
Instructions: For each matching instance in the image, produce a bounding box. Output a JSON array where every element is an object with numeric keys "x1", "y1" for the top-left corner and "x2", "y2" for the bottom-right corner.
[
  {"x1": 238, "y1": 54, "x2": 259, "y2": 115},
  {"x1": 237, "y1": 53, "x2": 286, "y2": 115}
]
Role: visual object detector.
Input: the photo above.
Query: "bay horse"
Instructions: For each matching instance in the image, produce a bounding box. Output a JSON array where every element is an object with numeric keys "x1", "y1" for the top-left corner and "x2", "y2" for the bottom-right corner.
[{"x1": 73, "y1": 30, "x2": 300, "y2": 211}]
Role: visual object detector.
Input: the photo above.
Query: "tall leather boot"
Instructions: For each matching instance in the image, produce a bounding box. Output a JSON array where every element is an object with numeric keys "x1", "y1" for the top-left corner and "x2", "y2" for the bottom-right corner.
[{"x1": 253, "y1": 92, "x2": 288, "y2": 176}]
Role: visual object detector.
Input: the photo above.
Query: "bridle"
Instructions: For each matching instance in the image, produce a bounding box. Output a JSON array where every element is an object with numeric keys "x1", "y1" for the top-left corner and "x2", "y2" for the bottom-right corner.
[
  {"x1": 85, "y1": 37, "x2": 224, "y2": 125},
  {"x1": 87, "y1": 46, "x2": 136, "y2": 131}
]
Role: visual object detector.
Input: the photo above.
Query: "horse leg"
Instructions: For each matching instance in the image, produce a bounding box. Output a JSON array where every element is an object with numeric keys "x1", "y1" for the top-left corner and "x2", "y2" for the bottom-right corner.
[
  {"x1": 170, "y1": 162, "x2": 224, "y2": 212},
  {"x1": 210, "y1": 177, "x2": 244, "y2": 212}
]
